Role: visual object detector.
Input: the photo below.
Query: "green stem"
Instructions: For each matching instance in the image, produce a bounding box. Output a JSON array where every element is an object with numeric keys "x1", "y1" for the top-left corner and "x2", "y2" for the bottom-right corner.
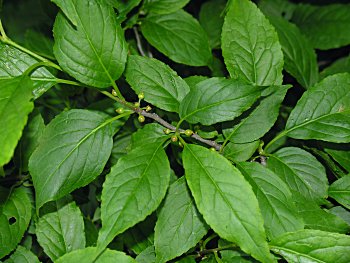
[
  {"x1": 23, "y1": 61, "x2": 56, "y2": 76},
  {"x1": 264, "y1": 130, "x2": 289, "y2": 153},
  {"x1": 0, "y1": 166, "x2": 5, "y2": 177},
  {"x1": 55, "y1": 78, "x2": 84, "y2": 87},
  {"x1": 0, "y1": 19, "x2": 7, "y2": 39}
]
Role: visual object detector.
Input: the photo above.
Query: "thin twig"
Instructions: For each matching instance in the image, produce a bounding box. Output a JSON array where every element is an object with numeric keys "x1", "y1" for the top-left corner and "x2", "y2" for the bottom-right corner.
[
  {"x1": 101, "y1": 90, "x2": 223, "y2": 151},
  {"x1": 133, "y1": 27, "x2": 147, "y2": 57}
]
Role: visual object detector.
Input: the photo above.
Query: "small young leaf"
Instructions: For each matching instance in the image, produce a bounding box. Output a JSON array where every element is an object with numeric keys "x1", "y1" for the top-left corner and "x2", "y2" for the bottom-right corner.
[
  {"x1": 292, "y1": 3, "x2": 350, "y2": 50},
  {"x1": 179, "y1": 78, "x2": 262, "y2": 125},
  {"x1": 329, "y1": 175, "x2": 350, "y2": 209},
  {"x1": 270, "y1": 230, "x2": 350, "y2": 263},
  {"x1": 143, "y1": 0, "x2": 190, "y2": 15},
  {"x1": 267, "y1": 147, "x2": 328, "y2": 203},
  {"x1": 141, "y1": 10, "x2": 211, "y2": 66},
  {"x1": 222, "y1": 0, "x2": 284, "y2": 86},
  {"x1": 155, "y1": 177, "x2": 208, "y2": 262},
  {"x1": 199, "y1": 0, "x2": 226, "y2": 49},
  {"x1": 183, "y1": 145, "x2": 274, "y2": 263},
  {"x1": 268, "y1": 16, "x2": 318, "y2": 89},
  {"x1": 29, "y1": 109, "x2": 117, "y2": 209},
  {"x1": 285, "y1": 73, "x2": 350, "y2": 143},
  {"x1": 53, "y1": 0, "x2": 127, "y2": 88},
  {"x1": 55, "y1": 247, "x2": 136, "y2": 263},
  {"x1": 36, "y1": 197, "x2": 86, "y2": 261},
  {"x1": 223, "y1": 87, "x2": 288, "y2": 143},
  {"x1": 0, "y1": 76, "x2": 34, "y2": 167},
  {"x1": 0, "y1": 187, "x2": 32, "y2": 258},
  {"x1": 136, "y1": 246, "x2": 156, "y2": 263},
  {"x1": 124, "y1": 55, "x2": 190, "y2": 113},
  {"x1": 4, "y1": 246, "x2": 39, "y2": 263},
  {"x1": 237, "y1": 162, "x2": 304, "y2": 239},
  {"x1": 98, "y1": 142, "x2": 170, "y2": 249}
]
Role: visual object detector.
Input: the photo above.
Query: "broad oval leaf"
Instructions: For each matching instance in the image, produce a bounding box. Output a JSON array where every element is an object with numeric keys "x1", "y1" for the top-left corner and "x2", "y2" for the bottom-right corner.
[
  {"x1": 141, "y1": 10, "x2": 211, "y2": 66},
  {"x1": 29, "y1": 109, "x2": 116, "y2": 209},
  {"x1": 179, "y1": 78, "x2": 262, "y2": 125},
  {"x1": 143, "y1": 0, "x2": 190, "y2": 14},
  {"x1": 291, "y1": 3, "x2": 350, "y2": 50},
  {"x1": 124, "y1": 55, "x2": 190, "y2": 113},
  {"x1": 223, "y1": 141, "x2": 260, "y2": 163},
  {"x1": 55, "y1": 247, "x2": 136, "y2": 263},
  {"x1": 36, "y1": 197, "x2": 86, "y2": 261},
  {"x1": 0, "y1": 77, "x2": 33, "y2": 167},
  {"x1": 0, "y1": 187, "x2": 32, "y2": 258},
  {"x1": 223, "y1": 87, "x2": 288, "y2": 144},
  {"x1": 329, "y1": 175, "x2": 350, "y2": 209},
  {"x1": 155, "y1": 177, "x2": 209, "y2": 262},
  {"x1": 268, "y1": 16, "x2": 318, "y2": 89},
  {"x1": 222, "y1": 0, "x2": 284, "y2": 86},
  {"x1": 98, "y1": 142, "x2": 170, "y2": 249},
  {"x1": 237, "y1": 162, "x2": 304, "y2": 239},
  {"x1": 183, "y1": 144, "x2": 274, "y2": 263},
  {"x1": 4, "y1": 246, "x2": 40, "y2": 263},
  {"x1": 53, "y1": 0, "x2": 127, "y2": 88},
  {"x1": 285, "y1": 73, "x2": 350, "y2": 143},
  {"x1": 267, "y1": 147, "x2": 328, "y2": 203},
  {"x1": 270, "y1": 229, "x2": 350, "y2": 263},
  {"x1": 0, "y1": 42, "x2": 57, "y2": 98}
]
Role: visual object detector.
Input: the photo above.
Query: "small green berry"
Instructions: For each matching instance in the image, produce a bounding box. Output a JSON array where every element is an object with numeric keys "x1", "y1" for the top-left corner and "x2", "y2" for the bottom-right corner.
[
  {"x1": 138, "y1": 92, "x2": 145, "y2": 100},
  {"x1": 115, "y1": 107, "x2": 124, "y2": 114},
  {"x1": 178, "y1": 142, "x2": 183, "y2": 148},
  {"x1": 171, "y1": 135, "x2": 178, "y2": 142},
  {"x1": 163, "y1": 128, "x2": 171, "y2": 135},
  {"x1": 111, "y1": 89, "x2": 118, "y2": 97},
  {"x1": 138, "y1": 115, "x2": 145, "y2": 123},
  {"x1": 134, "y1": 102, "x2": 140, "y2": 107},
  {"x1": 184, "y1": 129, "x2": 193, "y2": 136},
  {"x1": 210, "y1": 147, "x2": 216, "y2": 152},
  {"x1": 145, "y1": 105, "x2": 152, "y2": 112}
]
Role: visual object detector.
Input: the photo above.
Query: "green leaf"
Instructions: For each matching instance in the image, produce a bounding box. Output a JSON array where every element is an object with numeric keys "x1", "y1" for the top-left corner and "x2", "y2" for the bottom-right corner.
[
  {"x1": 199, "y1": 0, "x2": 226, "y2": 49},
  {"x1": 155, "y1": 177, "x2": 208, "y2": 262},
  {"x1": 223, "y1": 87, "x2": 288, "y2": 144},
  {"x1": 141, "y1": 10, "x2": 211, "y2": 66},
  {"x1": 223, "y1": 141, "x2": 260, "y2": 163},
  {"x1": 329, "y1": 206, "x2": 350, "y2": 226},
  {"x1": 98, "y1": 142, "x2": 170, "y2": 249},
  {"x1": 14, "y1": 110, "x2": 45, "y2": 172},
  {"x1": 104, "y1": 0, "x2": 141, "y2": 18},
  {"x1": 329, "y1": 175, "x2": 350, "y2": 209},
  {"x1": 285, "y1": 73, "x2": 350, "y2": 143},
  {"x1": 29, "y1": 109, "x2": 117, "y2": 209},
  {"x1": 184, "y1": 76, "x2": 208, "y2": 90},
  {"x1": 291, "y1": 3, "x2": 350, "y2": 50},
  {"x1": 3, "y1": 246, "x2": 40, "y2": 263},
  {"x1": 123, "y1": 215, "x2": 155, "y2": 255},
  {"x1": 55, "y1": 247, "x2": 136, "y2": 263},
  {"x1": 131, "y1": 123, "x2": 170, "y2": 149},
  {"x1": 0, "y1": 77, "x2": 34, "y2": 167},
  {"x1": 36, "y1": 197, "x2": 86, "y2": 261},
  {"x1": 222, "y1": 0, "x2": 284, "y2": 86},
  {"x1": 124, "y1": 55, "x2": 190, "y2": 112},
  {"x1": 143, "y1": 0, "x2": 190, "y2": 14},
  {"x1": 179, "y1": 78, "x2": 262, "y2": 125},
  {"x1": 258, "y1": 0, "x2": 296, "y2": 19},
  {"x1": 136, "y1": 246, "x2": 156, "y2": 263},
  {"x1": 0, "y1": 42, "x2": 56, "y2": 99},
  {"x1": 109, "y1": 134, "x2": 132, "y2": 166},
  {"x1": 270, "y1": 230, "x2": 350, "y2": 263},
  {"x1": 268, "y1": 16, "x2": 318, "y2": 89},
  {"x1": 53, "y1": 0, "x2": 127, "y2": 88},
  {"x1": 0, "y1": 187, "x2": 32, "y2": 258},
  {"x1": 24, "y1": 29, "x2": 54, "y2": 60},
  {"x1": 267, "y1": 147, "x2": 328, "y2": 203},
  {"x1": 293, "y1": 193, "x2": 349, "y2": 234},
  {"x1": 183, "y1": 144, "x2": 274, "y2": 263},
  {"x1": 320, "y1": 54, "x2": 350, "y2": 80},
  {"x1": 325, "y1": 147, "x2": 350, "y2": 172},
  {"x1": 237, "y1": 162, "x2": 304, "y2": 239}
]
